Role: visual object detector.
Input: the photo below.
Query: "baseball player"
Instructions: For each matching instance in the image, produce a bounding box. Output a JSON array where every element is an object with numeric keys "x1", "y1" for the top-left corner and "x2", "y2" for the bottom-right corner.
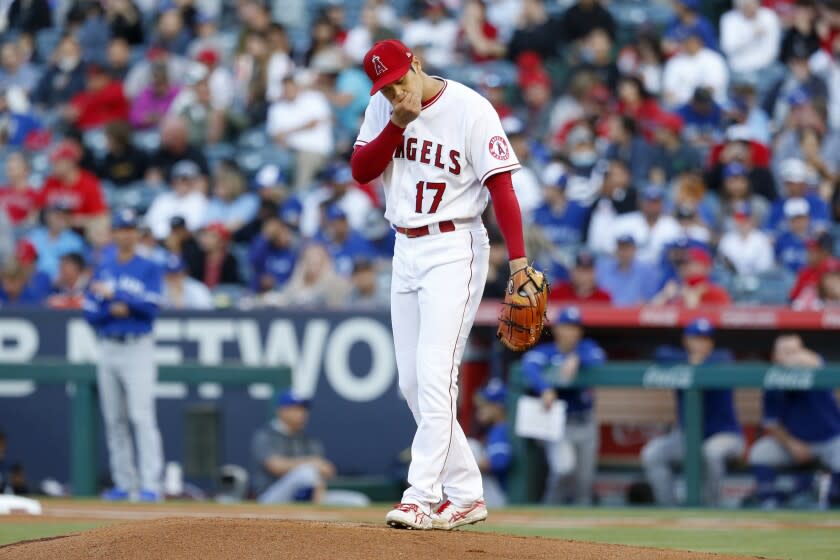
[
  {"x1": 350, "y1": 39, "x2": 536, "y2": 530},
  {"x1": 468, "y1": 379, "x2": 513, "y2": 508},
  {"x1": 83, "y1": 209, "x2": 164, "y2": 502},
  {"x1": 749, "y1": 334, "x2": 840, "y2": 508},
  {"x1": 521, "y1": 306, "x2": 606, "y2": 505},
  {"x1": 643, "y1": 318, "x2": 744, "y2": 506}
]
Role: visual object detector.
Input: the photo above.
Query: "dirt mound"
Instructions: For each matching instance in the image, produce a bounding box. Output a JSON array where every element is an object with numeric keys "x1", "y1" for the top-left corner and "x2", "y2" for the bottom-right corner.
[{"x1": 0, "y1": 517, "x2": 764, "y2": 560}]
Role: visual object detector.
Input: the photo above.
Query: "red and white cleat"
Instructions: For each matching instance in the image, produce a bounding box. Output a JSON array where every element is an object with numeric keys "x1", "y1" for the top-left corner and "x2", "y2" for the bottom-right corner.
[
  {"x1": 432, "y1": 499, "x2": 488, "y2": 530},
  {"x1": 385, "y1": 502, "x2": 435, "y2": 530}
]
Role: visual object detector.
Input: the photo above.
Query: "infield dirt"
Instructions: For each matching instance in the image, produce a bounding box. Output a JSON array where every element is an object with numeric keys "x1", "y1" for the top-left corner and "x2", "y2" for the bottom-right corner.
[{"x1": 0, "y1": 517, "x2": 770, "y2": 560}]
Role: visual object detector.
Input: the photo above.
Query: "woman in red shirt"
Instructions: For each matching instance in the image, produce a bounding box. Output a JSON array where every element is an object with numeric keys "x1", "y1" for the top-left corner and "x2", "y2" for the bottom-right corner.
[
  {"x1": 459, "y1": 0, "x2": 505, "y2": 63},
  {"x1": 616, "y1": 75, "x2": 663, "y2": 141},
  {"x1": 0, "y1": 152, "x2": 40, "y2": 227}
]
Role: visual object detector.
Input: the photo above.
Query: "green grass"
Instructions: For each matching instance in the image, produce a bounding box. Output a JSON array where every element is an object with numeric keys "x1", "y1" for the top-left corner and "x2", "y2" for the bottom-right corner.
[{"x1": 0, "y1": 522, "x2": 106, "y2": 546}]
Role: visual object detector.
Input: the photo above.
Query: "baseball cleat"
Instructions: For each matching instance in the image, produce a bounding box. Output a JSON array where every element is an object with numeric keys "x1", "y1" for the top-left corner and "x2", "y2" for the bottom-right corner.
[
  {"x1": 385, "y1": 502, "x2": 434, "y2": 530},
  {"x1": 432, "y1": 499, "x2": 488, "y2": 530},
  {"x1": 101, "y1": 487, "x2": 130, "y2": 501}
]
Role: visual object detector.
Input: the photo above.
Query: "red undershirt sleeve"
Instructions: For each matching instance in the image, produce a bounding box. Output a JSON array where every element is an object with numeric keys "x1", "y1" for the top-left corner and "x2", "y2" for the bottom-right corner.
[
  {"x1": 485, "y1": 171, "x2": 526, "y2": 260},
  {"x1": 350, "y1": 121, "x2": 405, "y2": 184}
]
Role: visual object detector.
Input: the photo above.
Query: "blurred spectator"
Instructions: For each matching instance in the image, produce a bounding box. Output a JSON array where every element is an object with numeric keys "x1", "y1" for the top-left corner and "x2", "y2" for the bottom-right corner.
[
  {"x1": 558, "y1": 123, "x2": 601, "y2": 203},
  {"x1": 774, "y1": 198, "x2": 812, "y2": 273},
  {"x1": 146, "y1": 116, "x2": 210, "y2": 184},
  {"x1": 6, "y1": 0, "x2": 52, "y2": 34},
  {"x1": 643, "y1": 319, "x2": 743, "y2": 506},
  {"x1": 188, "y1": 13, "x2": 228, "y2": 61},
  {"x1": 190, "y1": 222, "x2": 240, "y2": 289},
  {"x1": 146, "y1": 160, "x2": 208, "y2": 239},
  {"x1": 531, "y1": 164, "x2": 589, "y2": 247},
  {"x1": 318, "y1": 205, "x2": 375, "y2": 278},
  {"x1": 65, "y1": 64, "x2": 130, "y2": 131},
  {"x1": 718, "y1": 201, "x2": 774, "y2": 276},
  {"x1": 663, "y1": 0, "x2": 718, "y2": 54},
  {"x1": 467, "y1": 379, "x2": 512, "y2": 508},
  {"x1": 26, "y1": 203, "x2": 85, "y2": 280},
  {"x1": 0, "y1": 41, "x2": 39, "y2": 94},
  {"x1": 0, "y1": 86, "x2": 42, "y2": 149},
  {"x1": 572, "y1": 29, "x2": 619, "y2": 92},
  {"x1": 344, "y1": 3, "x2": 396, "y2": 65},
  {"x1": 249, "y1": 214, "x2": 297, "y2": 294},
  {"x1": 749, "y1": 335, "x2": 840, "y2": 508},
  {"x1": 649, "y1": 112, "x2": 702, "y2": 182},
  {"x1": 204, "y1": 160, "x2": 258, "y2": 236},
  {"x1": 522, "y1": 306, "x2": 606, "y2": 504},
  {"x1": 130, "y1": 58, "x2": 181, "y2": 129},
  {"x1": 652, "y1": 246, "x2": 731, "y2": 307},
  {"x1": 766, "y1": 158, "x2": 830, "y2": 234},
  {"x1": 71, "y1": 1, "x2": 111, "y2": 65},
  {"x1": 16, "y1": 238, "x2": 53, "y2": 296},
  {"x1": 604, "y1": 114, "x2": 653, "y2": 188},
  {"x1": 616, "y1": 75, "x2": 663, "y2": 142},
  {"x1": 595, "y1": 234, "x2": 659, "y2": 307},
  {"x1": 617, "y1": 31, "x2": 665, "y2": 95},
  {"x1": 549, "y1": 249, "x2": 611, "y2": 304},
  {"x1": 548, "y1": 72, "x2": 594, "y2": 142},
  {"x1": 105, "y1": 0, "x2": 145, "y2": 45},
  {"x1": 300, "y1": 162, "x2": 375, "y2": 238},
  {"x1": 790, "y1": 231, "x2": 838, "y2": 307},
  {"x1": 670, "y1": 174, "x2": 717, "y2": 230},
  {"x1": 328, "y1": 259, "x2": 389, "y2": 308},
  {"x1": 124, "y1": 49, "x2": 190, "y2": 100},
  {"x1": 675, "y1": 204, "x2": 712, "y2": 245},
  {"x1": 39, "y1": 141, "x2": 108, "y2": 230},
  {"x1": 266, "y1": 24, "x2": 296, "y2": 101},
  {"x1": 518, "y1": 65, "x2": 554, "y2": 143},
  {"x1": 0, "y1": 203, "x2": 12, "y2": 262},
  {"x1": 266, "y1": 242, "x2": 342, "y2": 307},
  {"x1": 0, "y1": 430, "x2": 28, "y2": 494},
  {"x1": 233, "y1": 29, "x2": 271, "y2": 124},
  {"x1": 251, "y1": 390, "x2": 336, "y2": 504},
  {"x1": 152, "y1": 5, "x2": 192, "y2": 55},
  {"x1": 506, "y1": 0, "x2": 562, "y2": 62},
  {"x1": 401, "y1": 0, "x2": 458, "y2": 71},
  {"x1": 809, "y1": 31, "x2": 840, "y2": 130},
  {"x1": 483, "y1": 229, "x2": 510, "y2": 299},
  {"x1": 267, "y1": 75, "x2": 333, "y2": 191},
  {"x1": 162, "y1": 215, "x2": 202, "y2": 265},
  {"x1": 96, "y1": 120, "x2": 149, "y2": 186},
  {"x1": 677, "y1": 87, "x2": 724, "y2": 151},
  {"x1": 707, "y1": 126, "x2": 776, "y2": 200},
  {"x1": 32, "y1": 34, "x2": 87, "y2": 108},
  {"x1": 816, "y1": 259, "x2": 840, "y2": 307},
  {"x1": 459, "y1": 0, "x2": 505, "y2": 62},
  {"x1": 611, "y1": 185, "x2": 681, "y2": 264},
  {"x1": 46, "y1": 252, "x2": 89, "y2": 309},
  {"x1": 766, "y1": 45, "x2": 827, "y2": 130},
  {"x1": 310, "y1": 48, "x2": 371, "y2": 149},
  {"x1": 503, "y1": 117, "x2": 541, "y2": 216},
  {"x1": 778, "y1": 0, "x2": 820, "y2": 64},
  {"x1": 721, "y1": 0, "x2": 781, "y2": 78},
  {"x1": 662, "y1": 28, "x2": 728, "y2": 107},
  {"x1": 161, "y1": 254, "x2": 213, "y2": 310},
  {"x1": 0, "y1": 153, "x2": 39, "y2": 227},
  {"x1": 169, "y1": 62, "x2": 228, "y2": 144},
  {"x1": 105, "y1": 37, "x2": 133, "y2": 81},
  {"x1": 0, "y1": 258, "x2": 47, "y2": 306},
  {"x1": 252, "y1": 164, "x2": 290, "y2": 207},
  {"x1": 776, "y1": 125, "x2": 840, "y2": 200},
  {"x1": 725, "y1": 79, "x2": 771, "y2": 145},
  {"x1": 136, "y1": 222, "x2": 168, "y2": 264},
  {"x1": 716, "y1": 162, "x2": 771, "y2": 231},
  {"x1": 304, "y1": 17, "x2": 339, "y2": 68},
  {"x1": 559, "y1": 0, "x2": 615, "y2": 43},
  {"x1": 586, "y1": 158, "x2": 638, "y2": 255}
]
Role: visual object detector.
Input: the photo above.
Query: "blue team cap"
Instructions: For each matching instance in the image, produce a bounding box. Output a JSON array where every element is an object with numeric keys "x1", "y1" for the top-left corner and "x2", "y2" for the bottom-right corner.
[
  {"x1": 678, "y1": 0, "x2": 700, "y2": 10},
  {"x1": 164, "y1": 253, "x2": 185, "y2": 273},
  {"x1": 280, "y1": 198, "x2": 302, "y2": 226},
  {"x1": 478, "y1": 378, "x2": 507, "y2": 404},
  {"x1": 684, "y1": 317, "x2": 714, "y2": 337},
  {"x1": 254, "y1": 164, "x2": 285, "y2": 189},
  {"x1": 327, "y1": 162, "x2": 353, "y2": 184},
  {"x1": 556, "y1": 306, "x2": 583, "y2": 326},
  {"x1": 723, "y1": 162, "x2": 748, "y2": 179},
  {"x1": 616, "y1": 233, "x2": 636, "y2": 245},
  {"x1": 642, "y1": 184, "x2": 666, "y2": 201},
  {"x1": 669, "y1": 24, "x2": 701, "y2": 43},
  {"x1": 112, "y1": 208, "x2": 138, "y2": 229},
  {"x1": 276, "y1": 390, "x2": 311, "y2": 409},
  {"x1": 325, "y1": 205, "x2": 347, "y2": 221}
]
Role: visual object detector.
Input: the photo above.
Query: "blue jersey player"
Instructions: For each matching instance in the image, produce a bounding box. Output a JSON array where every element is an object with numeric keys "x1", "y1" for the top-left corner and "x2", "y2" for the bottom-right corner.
[
  {"x1": 749, "y1": 335, "x2": 840, "y2": 508},
  {"x1": 83, "y1": 209, "x2": 164, "y2": 502},
  {"x1": 522, "y1": 306, "x2": 606, "y2": 505},
  {"x1": 642, "y1": 318, "x2": 744, "y2": 506},
  {"x1": 469, "y1": 379, "x2": 512, "y2": 508}
]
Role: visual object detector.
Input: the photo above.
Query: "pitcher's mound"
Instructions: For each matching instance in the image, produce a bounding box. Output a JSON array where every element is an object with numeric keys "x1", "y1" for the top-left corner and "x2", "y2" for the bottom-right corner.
[{"x1": 0, "y1": 517, "x2": 762, "y2": 560}]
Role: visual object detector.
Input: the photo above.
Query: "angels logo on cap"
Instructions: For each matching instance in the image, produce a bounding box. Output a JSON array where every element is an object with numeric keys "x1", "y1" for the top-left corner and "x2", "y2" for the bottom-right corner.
[
  {"x1": 364, "y1": 39, "x2": 413, "y2": 95},
  {"x1": 371, "y1": 55, "x2": 388, "y2": 77}
]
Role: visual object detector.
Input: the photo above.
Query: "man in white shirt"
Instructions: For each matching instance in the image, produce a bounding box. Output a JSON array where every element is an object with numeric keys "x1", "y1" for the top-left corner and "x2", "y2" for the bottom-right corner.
[
  {"x1": 720, "y1": 0, "x2": 781, "y2": 76},
  {"x1": 809, "y1": 35, "x2": 840, "y2": 130},
  {"x1": 718, "y1": 201, "x2": 774, "y2": 276},
  {"x1": 401, "y1": 0, "x2": 459, "y2": 71},
  {"x1": 267, "y1": 75, "x2": 334, "y2": 191},
  {"x1": 145, "y1": 160, "x2": 209, "y2": 240},
  {"x1": 662, "y1": 26, "x2": 729, "y2": 107},
  {"x1": 161, "y1": 254, "x2": 214, "y2": 309},
  {"x1": 298, "y1": 162, "x2": 375, "y2": 238},
  {"x1": 612, "y1": 185, "x2": 682, "y2": 264}
]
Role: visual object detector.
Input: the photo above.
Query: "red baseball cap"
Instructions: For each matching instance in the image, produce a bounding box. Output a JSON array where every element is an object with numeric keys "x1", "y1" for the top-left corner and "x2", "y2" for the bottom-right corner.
[
  {"x1": 196, "y1": 48, "x2": 219, "y2": 67},
  {"x1": 363, "y1": 39, "x2": 413, "y2": 95},
  {"x1": 49, "y1": 140, "x2": 82, "y2": 163},
  {"x1": 687, "y1": 246, "x2": 712, "y2": 267},
  {"x1": 16, "y1": 239, "x2": 37, "y2": 265}
]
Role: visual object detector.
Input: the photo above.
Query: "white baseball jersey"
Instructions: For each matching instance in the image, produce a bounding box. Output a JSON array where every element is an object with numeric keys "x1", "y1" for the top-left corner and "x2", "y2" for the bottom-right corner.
[{"x1": 354, "y1": 78, "x2": 520, "y2": 228}]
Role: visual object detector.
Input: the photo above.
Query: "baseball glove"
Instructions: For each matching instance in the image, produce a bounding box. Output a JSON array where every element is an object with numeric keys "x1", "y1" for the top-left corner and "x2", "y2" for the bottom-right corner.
[{"x1": 496, "y1": 265, "x2": 549, "y2": 352}]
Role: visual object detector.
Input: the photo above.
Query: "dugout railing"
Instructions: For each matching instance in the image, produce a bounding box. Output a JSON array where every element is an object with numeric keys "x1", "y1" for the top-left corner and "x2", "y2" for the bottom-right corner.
[{"x1": 506, "y1": 362, "x2": 840, "y2": 506}]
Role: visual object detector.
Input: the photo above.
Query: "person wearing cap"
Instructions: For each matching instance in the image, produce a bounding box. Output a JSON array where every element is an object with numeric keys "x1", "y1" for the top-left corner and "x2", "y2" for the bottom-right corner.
[
  {"x1": 65, "y1": 62, "x2": 129, "y2": 131},
  {"x1": 318, "y1": 203, "x2": 376, "y2": 278},
  {"x1": 351, "y1": 37, "x2": 535, "y2": 529},
  {"x1": 531, "y1": 162, "x2": 589, "y2": 247},
  {"x1": 719, "y1": 162, "x2": 770, "y2": 232},
  {"x1": 298, "y1": 161, "x2": 374, "y2": 238},
  {"x1": 0, "y1": 84, "x2": 42, "y2": 149},
  {"x1": 522, "y1": 305, "x2": 606, "y2": 504},
  {"x1": 38, "y1": 140, "x2": 108, "y2": 229},
  {"x1": 145, "y1": 159, "x2": 209, "y2": 239},
  {"x1": 724, "y1": 79, "x2": 771, "y2": 146},
  {"x1": 129, "y1": 57, "x2": 181, "y2": 130},
  {"x1": 721, "y1": 0, "x2": 781, "y2": 76},
  {"x1": 663, "y1": 0, "x2": 718, "y2": 54},
  {"x1": 749, "y1": 334, "x2": 840, "y2": 508},
  {"x1": 253, "y1": 164, "x2": 290, "y2": 205},
  {"x1": 612, "y1": 183, "x2": 682, "y2": 264},
  {"x1": 160, "y1": 253, "x2": 213, "y2": 310},
  {"x1": 203, "y1": 160, "x2": 259, "y2": 236},
  {"x1": 250, "y1": 390, "x2": 337, "y2": 504},
  {"x1": 267, "y1": 74, "x2": 334, "y2": 191},
  {"x1": 774, "y1": 198, "x2": 812, "y2": 272},
  {"x1": 675, "y1": 87, "x2": 724, "y2": 150},
  {"x1": 652, "y1": 245, "x2": 731, "y2": 307},
  {"x1": 549, "y1": 249, "x2": 612, "y2": 304},
  {"x1": 192, "y1": 222, "x2": 241, "y2": 289},
  {"x1": 83, "y1": 209, "x2": 164, "y2": 502},
  {"x1": 707, "y1": 128, "x2": 776, "y2": 201},
  {"x1": 595, "y1": 234, "x2": 660, "y2": 306},
  {"x1": 718, "y1": 200, "x2": 774, "y2": 276},
  {"x1": 643, "y1": 318, "x2": 743, "y2": 506},
  {"x1": 25, "y1": 202, "x2": 85, "y2": 280},
  {"x1": 145, "y1": 116, "x2": 210, "y2": 185},
  {"x1": 789, "y1": 231, "x2": 838, "y2": 305},
  {"x1": 0, "y1": 153, "x2": 39, "y2": 228},
  {"x1": 765, "y1": 158, "x2": 829, "y2": 235},
  {"x1": 249, "y1": 214, "x2": 298, "y2": 294},
  {"x1": 123, "y1": 47, "x2": 191, "y2": 100},
  {"x1": 13, "y1": 238, "x2": 51, "y2": 296},
  {"x1": 768, "y1": 31, "x2": 829, "y2": 128},
  {"x1": 649, "y1": 112, "x2": 703, "y2": 182},
  {"x1": 662, "y1": 25, "x2": 728, "y2": 107},
  {"x1": 466, "y1": 379, "x2": 512, "y2": 508},
  {"x1": 674, "y1": 202, "x2": 711, "y2": 244}
]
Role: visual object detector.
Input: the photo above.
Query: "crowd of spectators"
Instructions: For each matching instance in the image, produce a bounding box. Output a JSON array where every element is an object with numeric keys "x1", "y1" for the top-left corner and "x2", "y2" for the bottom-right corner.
[{"x1": 3, "y1": 0, "x2": 840, "y2": 311}]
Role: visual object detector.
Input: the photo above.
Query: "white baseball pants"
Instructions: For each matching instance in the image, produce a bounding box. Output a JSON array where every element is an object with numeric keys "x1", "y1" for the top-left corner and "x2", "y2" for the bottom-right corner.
[{"x1": 391, "y1": 223, "x2": 490, "y2": 510}]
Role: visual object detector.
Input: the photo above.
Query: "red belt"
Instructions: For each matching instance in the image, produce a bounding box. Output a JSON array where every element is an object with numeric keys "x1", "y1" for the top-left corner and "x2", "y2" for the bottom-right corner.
[{"x1": 394, "y1": 220, "x2": 456, "y2": 238}]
